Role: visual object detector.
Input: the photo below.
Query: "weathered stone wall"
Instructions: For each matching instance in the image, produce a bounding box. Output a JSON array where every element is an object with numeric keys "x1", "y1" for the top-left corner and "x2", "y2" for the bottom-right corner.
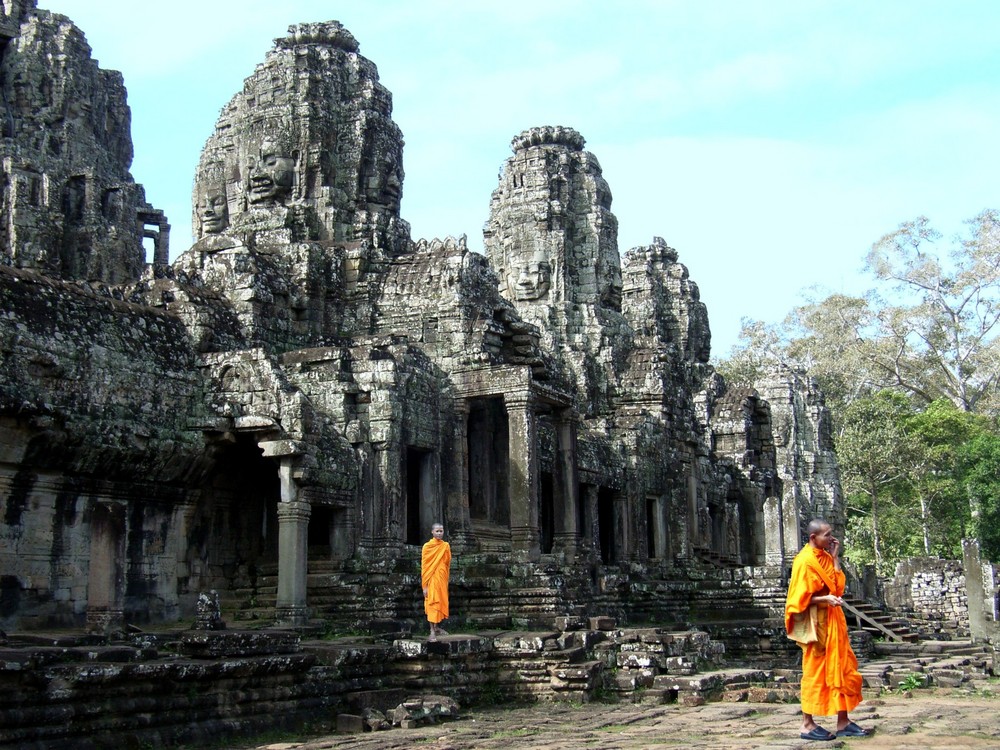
[
  {"x1": 884, "y1": 557, "x2": 969, "y2": 637},
  {"x1": 0, "y1": 625, "x2": 734, "y2": 749},
  {"x1": 0, "y1": 265, "x2": 208, "y2": 629}
]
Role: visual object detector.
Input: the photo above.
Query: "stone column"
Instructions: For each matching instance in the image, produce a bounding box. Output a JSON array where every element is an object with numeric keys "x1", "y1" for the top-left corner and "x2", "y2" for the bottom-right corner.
[
  {"x1": 447, "y1": 400, "x2": 475, "y2": 550},
  {"x1": 681, "y1": 466, "x2": 697, "y2": 559},
  {"x1": 582, "y1": 484, "x2": 599, "y2": 555},
  {"x1": 650, "y1": 496, "x2": 668, "y2": 559},
  {"x1": 260, "y1": 440, "x2": 310, "y2": 626},
  {"x1": 762, "y1": 495, "x2": 786, "y2": 566},
  {"x1": 274, "y1": 459, "x2": 310, "y2": 625},
  {"x1": 962, "y1": 538, "x2": 998, "y2": 643},
  {"x1": 552, "y1": 408, "x2": 579, "y2": 556},
  {"x1": 506, "y1": 393, "x2": 540, "y2": 561},
  {"x1": 782, "y1": 490, "x2": 803, "y2": 559},
  {"x1": 358, "y1": 443, "x2": 400, "y2": 555}
]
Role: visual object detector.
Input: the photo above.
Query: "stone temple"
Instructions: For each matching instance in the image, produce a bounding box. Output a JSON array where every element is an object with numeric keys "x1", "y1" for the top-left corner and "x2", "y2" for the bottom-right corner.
[{"x1": 0, "y1": 2, "x2": 843, "y2": 640}]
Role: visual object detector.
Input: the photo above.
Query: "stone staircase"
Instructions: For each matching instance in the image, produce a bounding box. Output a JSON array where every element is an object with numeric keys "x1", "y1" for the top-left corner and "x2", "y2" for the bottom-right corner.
[
  {"x1": 223, "y1": 554, "x2": 588, "y2": 631},
  {"x1": 842, "y1": 595, "x2": 919, "y2": 642}
]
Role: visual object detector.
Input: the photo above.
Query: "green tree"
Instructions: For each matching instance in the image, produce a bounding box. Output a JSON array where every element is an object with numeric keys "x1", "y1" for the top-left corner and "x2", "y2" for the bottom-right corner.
[
  {"x1": 961, "y1": 431, "x2": 1000, "y2": 561},
  {"x1": 906, "y1": 400, "x2": 988, "y2": 557},
  {"x1": 837, "y1": 392, "x2": 920, "y2": 573},
  {"x1": 714, "y1": 318, "x2": 784, "y2": 389},
  {"x1": 865, "y1": 210, "x2": 1000, "y2": 413}
]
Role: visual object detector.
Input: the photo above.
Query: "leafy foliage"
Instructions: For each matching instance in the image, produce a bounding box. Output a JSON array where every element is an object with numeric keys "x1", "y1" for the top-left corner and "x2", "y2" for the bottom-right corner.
[{"x1": 961, "y1": 431, "x2": 1000, "y2": 561}]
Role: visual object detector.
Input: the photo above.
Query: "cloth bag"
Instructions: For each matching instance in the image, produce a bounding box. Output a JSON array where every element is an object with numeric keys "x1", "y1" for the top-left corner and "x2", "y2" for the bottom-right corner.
[{"x1": 788, "y1": 604, "x2": 820, "y2": 644}]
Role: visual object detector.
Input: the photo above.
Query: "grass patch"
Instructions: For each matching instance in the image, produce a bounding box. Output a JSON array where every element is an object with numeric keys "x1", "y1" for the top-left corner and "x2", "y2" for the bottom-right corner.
[
  {"x1": 598, "y1": 724, "x2": 633, "y2": 733},
  {"x1": 489, "y1": 727, "x2": 540, "y2": 739}
]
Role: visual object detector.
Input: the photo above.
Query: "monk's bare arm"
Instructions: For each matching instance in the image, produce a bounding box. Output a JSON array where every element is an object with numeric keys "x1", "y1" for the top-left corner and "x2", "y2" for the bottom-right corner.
[{"x1": 811, "y1": 536, "x2": 844, "y2": 606}]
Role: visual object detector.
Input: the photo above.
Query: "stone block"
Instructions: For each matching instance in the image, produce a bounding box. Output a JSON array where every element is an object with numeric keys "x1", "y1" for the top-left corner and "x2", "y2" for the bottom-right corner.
[
  {"x1": 589, "y1": 616, "x2": 616, "y2": 631},
  {"x1": 336, "y1": 714, "x2": 365, "y2": 733},
  {"x1": 617, "y1": 651, "x2": 654, "y2": 669},
  {"x1": 179, "y1": 629, "x2": 300, "y2": 658}
]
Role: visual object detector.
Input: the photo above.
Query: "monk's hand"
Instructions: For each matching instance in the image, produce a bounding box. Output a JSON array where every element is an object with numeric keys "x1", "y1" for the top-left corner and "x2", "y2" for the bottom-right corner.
[
  {"x1": 826, "y1": 594, "x2": 844, "y2": 607},
  {"x1": 829, "y1": 537, "x2": 840, "y2": 558},
  {"x1": 422, "y1": 587, "x2": 428, "y2": 598}
]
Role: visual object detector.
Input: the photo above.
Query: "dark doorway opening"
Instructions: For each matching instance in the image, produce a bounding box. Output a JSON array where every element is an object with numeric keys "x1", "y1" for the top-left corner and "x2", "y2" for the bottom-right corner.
[
  {"x1": 597, "y1": 487, "x2": 616, "y2": 564},
  {"x1": 406, "y1": 447, "x2": 437, "y2": 545},
  {"x1": 309, "y1": 505, "x2": 333, "y2": 555},
  {"x1": 467, "y1": 397, "x2": 509, "y2": 526},
  {"x1": 540, "y1": 472, "x2": 554, "y2": 554}
]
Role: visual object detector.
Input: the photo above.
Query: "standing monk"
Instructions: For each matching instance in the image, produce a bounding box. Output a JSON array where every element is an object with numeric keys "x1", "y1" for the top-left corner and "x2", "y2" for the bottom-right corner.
[
  {"x1": 421, "y1": 523, "x2": 451, "y2": 641},
  {"x1": 785, "y1": 519, "x2": 870, "y2": 741}
]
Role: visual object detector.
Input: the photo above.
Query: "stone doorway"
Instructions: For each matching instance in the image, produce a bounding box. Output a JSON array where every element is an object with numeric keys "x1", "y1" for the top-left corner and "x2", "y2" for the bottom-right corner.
[
  {"x1": 467, "y1": 397, "x2": 510, "y2": 541},
  {"x1": 191, "y1": 434, "x2": 280, "y2": 596},
  {"x1": 540, "y1": 471, "x2": 554, "y2": 554},
  {"x1": 405, "y1": 446, "x2": 435, "y2": 545},
  {"x1": 597, "y1": 487, "x2": 617, "y2": 563}
]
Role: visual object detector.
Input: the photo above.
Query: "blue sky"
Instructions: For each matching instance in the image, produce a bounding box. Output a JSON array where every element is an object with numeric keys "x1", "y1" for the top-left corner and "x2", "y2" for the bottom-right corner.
[{"x1": 39, "y1": 1, "x2": 1000, "y2": 357}]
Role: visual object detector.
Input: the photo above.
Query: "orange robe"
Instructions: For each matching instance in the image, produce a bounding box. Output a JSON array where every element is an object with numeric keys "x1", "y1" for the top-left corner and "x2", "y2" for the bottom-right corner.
[
  {"x1": 421, "y1": 537, "x2": 451, "y2": 624},
  {"x1": 784, "y1": 544, "x2": 863, "y2": 716}
]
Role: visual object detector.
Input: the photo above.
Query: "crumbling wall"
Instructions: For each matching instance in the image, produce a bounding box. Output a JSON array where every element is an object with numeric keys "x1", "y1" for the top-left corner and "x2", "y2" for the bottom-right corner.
[
  {"x1": 884, "y1": 557, "x2": 969, "y2": 638},
  {"x1": 0, "y1": 266, "x2": 209, "y2": 629}
]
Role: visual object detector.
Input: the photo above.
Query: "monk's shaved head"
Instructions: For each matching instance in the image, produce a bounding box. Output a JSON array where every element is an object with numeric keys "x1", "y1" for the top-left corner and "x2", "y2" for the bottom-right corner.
[{"x1": 807, "y1": 519, "x2": 830, "y2": 538}]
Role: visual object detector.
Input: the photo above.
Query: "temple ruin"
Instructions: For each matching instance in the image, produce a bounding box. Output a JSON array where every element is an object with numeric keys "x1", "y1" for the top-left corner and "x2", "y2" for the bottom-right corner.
[
  {"x1": 0, "y1": 3, "x2": 900, "y2": 744},
  {"x1": 0, "y1": 0, "x2": 846, "y2": 637}
]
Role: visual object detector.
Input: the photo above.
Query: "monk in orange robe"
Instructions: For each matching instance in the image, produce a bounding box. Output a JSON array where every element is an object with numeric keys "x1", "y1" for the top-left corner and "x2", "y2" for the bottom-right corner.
[
  {"x1": 421, "y1": 523, "x2": 451, "y2": 641},
  {"x1": 785, "y1": 519, "x2": 870, "y2": 741}
]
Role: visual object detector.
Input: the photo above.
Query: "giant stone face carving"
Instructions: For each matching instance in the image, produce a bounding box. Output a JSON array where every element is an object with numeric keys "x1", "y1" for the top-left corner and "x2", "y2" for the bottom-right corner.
[
  {"x1": 248, "y1": 142, "x2": 295, "y2": 205},
  {"x1": 190, "y1": 20, "x2": 409, "y2": 252},
  {"x1": 197, "y1": 187, "x2": 229, "y2": 235},
  {"x1": 511, "y1": 250, "x2": 552, "y2": 301}
]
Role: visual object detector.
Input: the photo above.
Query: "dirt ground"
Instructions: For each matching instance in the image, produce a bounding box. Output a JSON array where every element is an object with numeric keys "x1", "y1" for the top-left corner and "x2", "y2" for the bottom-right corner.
[{"x1": 245, "y1": 686, "x2": 1000, "y2": 750}]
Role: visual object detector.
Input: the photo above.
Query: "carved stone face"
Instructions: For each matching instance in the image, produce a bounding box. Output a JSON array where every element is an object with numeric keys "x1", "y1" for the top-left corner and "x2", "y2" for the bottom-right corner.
[
  {"x1": 511, "y1": 253, "x2": 552, "y2": 301},
  {"x1": 198, "y1": 188, "x2": 228, "y2": 234},
  {"x1": 600, "y1": 264, "x2": 623, "y2": 310},
  {"x1": 248, "y1": 144, "x2": 294, "y2": 204},
  {"x1": 364, "y1": 146, "x2": 402, "y2": 211}
]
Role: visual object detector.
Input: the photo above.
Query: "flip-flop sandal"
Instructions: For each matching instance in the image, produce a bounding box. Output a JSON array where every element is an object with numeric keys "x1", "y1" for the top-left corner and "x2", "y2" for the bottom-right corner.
[
  {"x1": 836, "y1": 722, "x2": 871, "y2": 737},
  {"x1": 800, "y1": 726, "x2": 836, "y2": 741}
]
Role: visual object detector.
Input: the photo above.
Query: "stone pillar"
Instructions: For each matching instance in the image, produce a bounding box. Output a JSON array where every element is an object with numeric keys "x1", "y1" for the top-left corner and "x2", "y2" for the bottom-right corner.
[
  {"x1": 649, "y1": 496, "x2": 668, "y2": 559},
  {"x1": 582, "y1": 484, "x2": 599, "y2": 554},
  {"x1": 782, "y1": 491, "x2": 803, "y2": 559},
  {"x1": 763, "y1": 495, "x2": 786, "y2": 566},
  {"x1": 962, "y1": 538, "x2": 998, "y2": 643},
  {"x1": 447, "y1": 400, "x2": 475, "y2": 550},
  {"x1": 506, "y1": 393, "x2": 540, "y2": 561},
  {"x1": 359, "y1": 443, "x2": 401, "y2": 555},
  {"x1": 275, "y1": 460, "x2": 310, "y2": 626},
  {"x1": 618, "y1": 494, "x2": 634, "y2": 561},
  {"x1": 552, "y1": 408, "x2": 579, "y2": 556},
  {"x1": 260, "y1": 440, "x2": 310, "y2": 626},
  {"x1": 674, "y1": 468, "x2": 697, "y2": 560},
  {"x1": 725, "y1": 501, "x2": 740, "y2": 563},
  {"x1": 86, "y1": 501, "x2": 126, "y2": 634},
  {"x1": 373, "y1": 444, "x2": 401, "y2": 549}
]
